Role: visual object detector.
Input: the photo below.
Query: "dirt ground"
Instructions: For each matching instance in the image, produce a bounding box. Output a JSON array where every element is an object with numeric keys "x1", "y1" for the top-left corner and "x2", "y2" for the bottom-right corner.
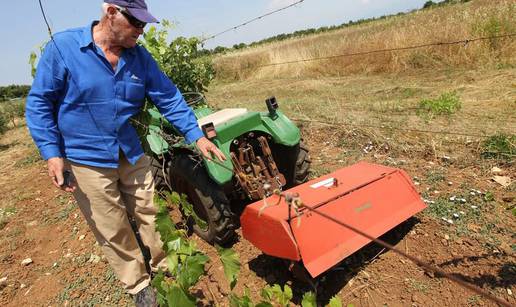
[{"x1": 0, "y1": 67, "x2": 514, "y2": 306}]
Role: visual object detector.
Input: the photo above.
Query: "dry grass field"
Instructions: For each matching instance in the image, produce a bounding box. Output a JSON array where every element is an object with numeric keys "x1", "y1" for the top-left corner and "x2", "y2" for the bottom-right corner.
[{"x1": 214, "y1": 0, "x2": 515, "y2": 81}]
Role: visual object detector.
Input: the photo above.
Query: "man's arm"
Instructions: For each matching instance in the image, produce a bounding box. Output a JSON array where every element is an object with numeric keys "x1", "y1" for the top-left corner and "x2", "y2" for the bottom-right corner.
[
  {"x1": 26, "y1": 41, "x2": 75, "y2": 192},
  {"x1": 144, "y1": 53, "x2": 225, "y2": 161}
]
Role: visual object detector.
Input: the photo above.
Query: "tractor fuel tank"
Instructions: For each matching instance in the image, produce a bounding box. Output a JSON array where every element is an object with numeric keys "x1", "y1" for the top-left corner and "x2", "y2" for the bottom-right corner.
[{"x1": 240, "y1": 162, "x2": 427, "y2": 278}]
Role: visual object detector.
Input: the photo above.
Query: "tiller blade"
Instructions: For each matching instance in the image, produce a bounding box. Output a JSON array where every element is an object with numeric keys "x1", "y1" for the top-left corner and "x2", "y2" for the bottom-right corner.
[{"x1": 240, "y1": 162, "x2": 427, "y2": 278}]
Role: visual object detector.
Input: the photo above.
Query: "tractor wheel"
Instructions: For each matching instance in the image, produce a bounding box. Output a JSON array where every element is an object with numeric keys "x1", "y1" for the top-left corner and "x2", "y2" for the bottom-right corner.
[
  {"x1": 169, "y1": 154, "x2": 235, "y2": 245},
  {"x1": 149, "y1": 156, "x2": 167, "y2": 191},
  {"x1": 294, "y1": 143, "x2": 311, "y2": 185}
]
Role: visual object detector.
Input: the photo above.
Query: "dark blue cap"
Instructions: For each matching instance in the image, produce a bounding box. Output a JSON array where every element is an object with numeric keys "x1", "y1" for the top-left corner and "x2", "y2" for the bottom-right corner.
[{"x1": 104, "y1": 0, "x2": 159, "y2": 23}]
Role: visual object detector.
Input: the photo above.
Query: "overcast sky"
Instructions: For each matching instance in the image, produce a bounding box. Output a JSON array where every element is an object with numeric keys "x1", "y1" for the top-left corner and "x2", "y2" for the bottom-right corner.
[{"x1": 0, "y1": 0, "x2": 436, "y2": 86}]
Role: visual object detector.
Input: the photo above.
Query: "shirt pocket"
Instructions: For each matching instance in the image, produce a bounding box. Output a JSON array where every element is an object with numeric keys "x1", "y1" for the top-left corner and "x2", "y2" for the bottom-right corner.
[{"x1": 124, "y1": 81, "x2": 145, "y2": 102}]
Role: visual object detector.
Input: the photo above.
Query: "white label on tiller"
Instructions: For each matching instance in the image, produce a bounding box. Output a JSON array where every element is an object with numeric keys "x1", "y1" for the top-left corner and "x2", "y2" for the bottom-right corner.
[{"x1": 310, "y1": 177, "x2": 335, "y2": 189}]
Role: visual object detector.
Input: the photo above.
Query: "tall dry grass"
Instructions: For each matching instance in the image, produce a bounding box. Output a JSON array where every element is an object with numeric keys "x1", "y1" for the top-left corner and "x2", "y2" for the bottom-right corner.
[{"x1": 213, "y1": 0, "x2": 515, "y2": 81}]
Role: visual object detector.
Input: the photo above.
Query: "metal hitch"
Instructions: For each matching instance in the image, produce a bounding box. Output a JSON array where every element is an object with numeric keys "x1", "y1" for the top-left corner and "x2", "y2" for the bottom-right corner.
[{"x1": 231, "y1": 135, "x2": 286, "y2": 200}]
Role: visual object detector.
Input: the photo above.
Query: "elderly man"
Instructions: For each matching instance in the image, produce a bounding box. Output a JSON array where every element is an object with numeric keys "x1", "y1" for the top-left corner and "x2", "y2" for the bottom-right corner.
[{"x1": 25, "y1": 0, "x2": 224, "y2": 305}]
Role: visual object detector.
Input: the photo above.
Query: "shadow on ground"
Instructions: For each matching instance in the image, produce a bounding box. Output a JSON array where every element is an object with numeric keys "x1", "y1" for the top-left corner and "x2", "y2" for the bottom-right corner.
[
  {"x1": 0, "y1": 141, "x2": 18, "y2": 152},
  {"x1": 248, "y1": 217, "x2": 420, "y2": 305}
]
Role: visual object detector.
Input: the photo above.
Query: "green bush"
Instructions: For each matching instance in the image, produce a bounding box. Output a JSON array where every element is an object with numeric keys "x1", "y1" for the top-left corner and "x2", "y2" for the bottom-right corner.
[
  {"x1": 0, "y1": 99, "x2": 25, "y2": 129},
  {"x1": 6, "y1": 100, "x2": 25, "y2": 117},
  {"x1": 417, "y1": 91, "x2": 462, "y2": 119},
  {"x1": 140, "y1": 20, "x2": 214, "y2": 94},
  {"x1": 482, "y1": 133, "x2": 515, "y2": 160}
]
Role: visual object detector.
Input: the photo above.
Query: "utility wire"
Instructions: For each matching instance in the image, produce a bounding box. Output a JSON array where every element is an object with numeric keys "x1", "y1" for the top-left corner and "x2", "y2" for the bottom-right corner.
[
  {"x1": 225, "y1": 33, "x2": 515, "y2": 70},
  {"x1": 38, "y1": 0, "x2": 53, "y2": 36},
  {"x1": 200, "y1": 0, "x2": 304, "y2": 43}
]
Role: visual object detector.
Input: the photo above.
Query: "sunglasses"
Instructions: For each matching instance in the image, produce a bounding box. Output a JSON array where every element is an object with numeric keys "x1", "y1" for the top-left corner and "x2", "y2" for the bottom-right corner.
[{"x1": 116, "y1": 7, "x2": 146, "y2": 29}]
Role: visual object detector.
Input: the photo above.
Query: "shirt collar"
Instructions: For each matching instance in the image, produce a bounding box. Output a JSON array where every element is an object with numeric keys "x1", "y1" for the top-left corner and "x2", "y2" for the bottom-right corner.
[{"x1": 80, "y1": 21, "x2": 97, "y2": 49}]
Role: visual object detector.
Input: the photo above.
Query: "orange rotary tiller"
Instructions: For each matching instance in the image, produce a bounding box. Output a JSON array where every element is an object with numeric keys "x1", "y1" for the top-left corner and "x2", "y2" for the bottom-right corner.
[{"x1": 240, "y1": 162, "x2": 427, "y2": 278}]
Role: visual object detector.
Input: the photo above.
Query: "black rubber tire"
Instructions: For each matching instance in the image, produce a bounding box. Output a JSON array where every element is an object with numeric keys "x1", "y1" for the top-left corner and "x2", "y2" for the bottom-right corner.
[
  {"x1": 168, "y1": 154, "x2": 236, "y2": 245},
  {"x1": 149, "y1": 155, "x2": 167, "y2": 191},
  {"x1": 294, "y1": 143, "x2": 311, "y2": 185}
]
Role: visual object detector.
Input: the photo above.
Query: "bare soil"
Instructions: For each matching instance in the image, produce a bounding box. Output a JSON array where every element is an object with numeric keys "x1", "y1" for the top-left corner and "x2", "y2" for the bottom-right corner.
[{"x1": 0, "y1": 67, "x2": 514, "y2": 306}]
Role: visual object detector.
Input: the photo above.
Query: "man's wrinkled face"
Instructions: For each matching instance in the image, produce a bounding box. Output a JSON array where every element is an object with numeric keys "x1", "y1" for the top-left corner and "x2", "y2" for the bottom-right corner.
[{"x1": 108, "y1": 6, "x2": 144, "y2": 48}]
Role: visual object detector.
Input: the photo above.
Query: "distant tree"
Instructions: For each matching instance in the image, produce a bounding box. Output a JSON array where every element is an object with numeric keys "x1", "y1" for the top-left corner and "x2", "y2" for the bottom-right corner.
[
  {"x1": 423, "y1": 1, "x2": 436, "y2": 8},
  {"x1": 196, "y1": 48, "x2": 212, "y2": 57},
  {"x1": 232, "y1": 43, "x2": 247, "y2": 50},
  {"x1": 213, "y1": 46, "x2": 228, "y2": 54}
]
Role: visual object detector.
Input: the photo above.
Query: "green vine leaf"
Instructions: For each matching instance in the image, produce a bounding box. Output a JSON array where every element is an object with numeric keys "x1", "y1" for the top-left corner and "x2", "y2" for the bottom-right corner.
[
  {"x1": 216, "y1": 245, "x2": 241, "y2": 290},
  {"x1": 327, "y1": 296, "x2": 343, "y2": 307},
  {"x1": 229, "y1": 288, "x2": 254, "y2": 307},
  {"x1": 169, "y1": 192, "x2": 208, "y2": 230},
  {"x1": 29, "y1": 52, "x2": 38, "y2": 78},
  {"x1": 155, "y1": 199, "x2": 178, "y2": 253},
  {"x1": 153, "y1": 194, "x2": 209, "y2": 306},
  {"x1": 301, "y1": 292, "x2": 317, "y2": 307},
  {"x1": 166, "y1": 284, "x2": 196, "y2": 307},
  {"x1": 166, "y1": 253, "x2": 179, "y2": 274},
  {"x1": 262, "y1": 284, "x2": 293, "y2": 307},
  {"x1": 151, "y1": 270, "x2": 168, "y2": 306},
  {"x1": 177, "y1": 253, "x2": 209, "y2": 290},
  {"x1": 28, "y1": 42, "x2": 47, "y2": 79}
]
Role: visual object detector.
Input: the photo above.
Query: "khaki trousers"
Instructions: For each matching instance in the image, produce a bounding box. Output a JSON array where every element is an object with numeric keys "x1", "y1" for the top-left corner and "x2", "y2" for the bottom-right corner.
[{"x1": 69, "y1": 154, "x2": 165, "y2": 295}]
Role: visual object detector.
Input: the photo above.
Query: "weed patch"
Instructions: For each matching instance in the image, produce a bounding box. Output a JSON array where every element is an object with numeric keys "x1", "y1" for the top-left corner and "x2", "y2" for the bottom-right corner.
[
  {"x1": 42, "y1": 196, "x2": 77, "y2": 224},
  {"x1": 0, "y1": 206, "x2": 17, "y2": 230},
  {"x1": 417, "y1": 92, "x2": 461, "y2": 119},
  {"x1": 14, "y1": 146, "x2": 42, "y2": 167},
  {"x1": 57, "y1": 203, "x2": 76, "y2": 221},
  {"x1": 423, "y1": 187, "x2": 507, "y2": 249},
  {"x1": 57, "y1": 277, "x2": 86, "y2": 303},
  {"x1": 426, "y1": 198, "x2": 456, "y2": 219},
  {"x1": 425, "y1": 170, "x2": 446, "y2": 184},
  {"x1": 481, "y1": 133, "x2": 515, "y2": 160},
  {"x1": 467, "y1": 294, "x2": 482, "y2": 306},
  {"x1": 405, "y1": 278, "x2": 430, "y2": 293}
]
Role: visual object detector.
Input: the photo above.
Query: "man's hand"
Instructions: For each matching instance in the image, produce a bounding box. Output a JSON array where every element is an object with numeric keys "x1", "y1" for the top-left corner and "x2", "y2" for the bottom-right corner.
[
  {"x1": 47, "y1": 157, "x2": 76, "y2": 192},
  {"x1": 196, "y1": 137, "x2": 226, "y2": 162}
]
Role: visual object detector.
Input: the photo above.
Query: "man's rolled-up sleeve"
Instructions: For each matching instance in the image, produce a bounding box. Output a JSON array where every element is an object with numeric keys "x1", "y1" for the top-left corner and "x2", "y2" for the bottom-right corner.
[
  {"x1": 25, "y1": 41, "x2": 67, "y2": 160},
  {"x1": 144, "y1": 54, "x2": 203, "y2": 144}
]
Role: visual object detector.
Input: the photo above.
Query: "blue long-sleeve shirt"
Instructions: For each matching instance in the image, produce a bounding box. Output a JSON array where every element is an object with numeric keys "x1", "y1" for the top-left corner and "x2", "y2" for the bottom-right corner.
[{"x1": 26, "y1": 22, "x2": 203, "y2": 168}]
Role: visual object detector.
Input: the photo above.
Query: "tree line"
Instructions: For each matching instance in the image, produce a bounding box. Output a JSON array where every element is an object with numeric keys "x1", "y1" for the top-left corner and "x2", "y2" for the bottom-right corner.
[
  {"x1": 0, "y1": 85, "x2": 30, "y2": 102},
  {"x1": 424, "y1": 0, "x2": 471, "y2": 9}
]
